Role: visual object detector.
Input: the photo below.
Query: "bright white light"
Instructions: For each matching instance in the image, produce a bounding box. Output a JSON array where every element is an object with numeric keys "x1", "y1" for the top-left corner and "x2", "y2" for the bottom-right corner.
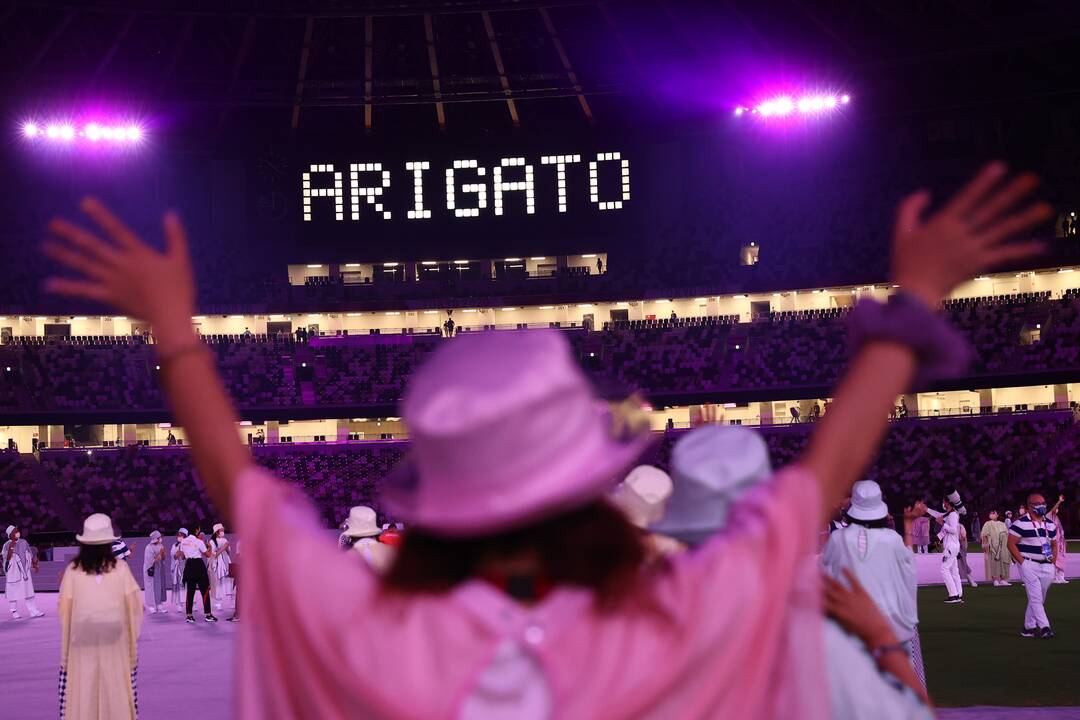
[
  {"x1": 85, "y1": 123, "x2": 102, "y2": 141},
  {"x1": 841, "y1": 94, "x2": 851, "y2": 104},
  {"x1": 734, "y1": 107, "x2": 745, "y2": 116},
  {"x1": 825, "y1": 96, "x2": 837, "y2": 108},
  {"x1": 125, "y1": 126, "x2": 141, "y2": 141},
  {"x1": 59, "y1": 125, "x2": 75, "y2": 141},
  {"x1": 46, "y1": 124, "x2": 61, "y2": 138},
  {"x1": 22, "y1": 122, "x2": 38, "y2": 138}
]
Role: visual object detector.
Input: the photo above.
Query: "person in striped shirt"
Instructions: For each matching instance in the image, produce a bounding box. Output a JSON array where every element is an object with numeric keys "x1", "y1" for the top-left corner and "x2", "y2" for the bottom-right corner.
[{"x1": 1007, "y1": 493, "x2": 1058, "y2": 638}]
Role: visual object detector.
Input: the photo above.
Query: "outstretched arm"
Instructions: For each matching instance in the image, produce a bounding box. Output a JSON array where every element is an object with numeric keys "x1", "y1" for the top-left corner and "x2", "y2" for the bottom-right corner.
[
  {"x1": 44, "y1": 199, "x2": 250, "y2": 520},
  {"x1": 800, "y1": 163, "x2": 1051, "y2": 524}
]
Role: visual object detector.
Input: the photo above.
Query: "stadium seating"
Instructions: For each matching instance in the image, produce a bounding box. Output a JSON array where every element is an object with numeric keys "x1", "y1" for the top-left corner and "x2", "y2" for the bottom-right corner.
[
  {"x1": 10, "y1": 410, "x2": 1075, "y2": 536},
  {"x1": 2, "y1": 292, "x2": 1080, "y2": 411}
]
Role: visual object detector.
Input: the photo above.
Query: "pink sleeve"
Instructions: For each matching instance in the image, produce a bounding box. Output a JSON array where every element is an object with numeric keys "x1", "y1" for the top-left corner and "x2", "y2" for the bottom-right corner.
[
  {"x1": 653, "y1": 466, "x2": 827, "y2": 718},
  {"x1": 234, "y1": 466, "x2": 381, "y2": 716}
]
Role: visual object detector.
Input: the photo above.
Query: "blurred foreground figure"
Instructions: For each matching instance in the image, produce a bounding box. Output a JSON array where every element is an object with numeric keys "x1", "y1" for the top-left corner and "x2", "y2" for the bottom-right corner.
[
  {"x1": 41, "y1": 163, "x2": 1051, "y2": 718},
  {"x1": 656, "y1": 427, "x2": 932, "y2": 719},
  {"x1": 59, "y1": 513, "x2": 143, "y2": 720}
]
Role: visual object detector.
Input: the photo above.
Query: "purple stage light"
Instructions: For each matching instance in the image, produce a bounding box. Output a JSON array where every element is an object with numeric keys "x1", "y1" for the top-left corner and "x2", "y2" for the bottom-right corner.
[
  {"x1": 18, "y1": 118, "x2": 146, "y2": 145},
  {"x1": 742, "y1": 91, "x2": 850, "y2": 121}
]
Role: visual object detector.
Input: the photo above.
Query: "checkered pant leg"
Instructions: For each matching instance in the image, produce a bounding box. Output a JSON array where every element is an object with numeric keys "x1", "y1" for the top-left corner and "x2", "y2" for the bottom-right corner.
[
  {"x1": 909, "y1": 628, "x2": 926, "y2": 690},
  {"x1": 131, "y1": 665, "x2": 139, "y2": 719},
  {"x1": 59, "y1": 667, "x2": 67, "y2": 719}
]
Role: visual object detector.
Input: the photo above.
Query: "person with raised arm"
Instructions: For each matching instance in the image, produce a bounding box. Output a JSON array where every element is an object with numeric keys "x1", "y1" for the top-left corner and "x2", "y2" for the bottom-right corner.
[{"x1": 42, "y1": 165, "x2": 1050, "y2": 718}]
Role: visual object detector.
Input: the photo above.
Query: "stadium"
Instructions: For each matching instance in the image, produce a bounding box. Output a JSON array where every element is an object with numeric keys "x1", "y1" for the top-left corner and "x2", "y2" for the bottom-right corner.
[{"x1": 1, "y1": 1, "x2": 1078, "y2": 718}]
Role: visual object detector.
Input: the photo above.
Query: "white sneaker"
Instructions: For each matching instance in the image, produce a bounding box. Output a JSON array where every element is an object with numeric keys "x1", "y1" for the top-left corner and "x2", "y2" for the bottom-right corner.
[
  {"x1": 30, "y1": 611, "x2": 45, "y2": 618},
  {"x1": 970, "y1": 580, "x2": 978, "y2": 588},
  {"x1": 148, "y1": 607, "x2": 157, "y2": 614},
  {"x1": 159, "y1": 605, "x2": 169, "y2": 614},
  {"x1": 10, "y1": 611, "x2": 21, "y2": 620}
]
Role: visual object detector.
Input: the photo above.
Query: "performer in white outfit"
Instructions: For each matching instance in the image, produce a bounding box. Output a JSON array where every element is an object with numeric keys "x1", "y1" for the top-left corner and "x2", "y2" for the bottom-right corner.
[
  {"x1": 170, "y1": 528, "x2": 188, "y2": 611},
  {"x1": 340, "y1": 506, "x2": 395, "y2": 574},
  {"x1": 4, "y1": 525, "x2": 44, "y2": 619},
  {"x1": 208, "y1": 523, "x2": 234, "y2": 609},
  {"x1": 822, "y1": 481, "x2": 925, "y2": 688},
  {"x1": 142, "y1": 530, "x2": 169, "y2": 613},
  {"x1": 925, "y1": 491, "x2": 965, "y2": 603},
  {"x1": 1008, "y1": 492, "x2": 1059, "y2": 638}
]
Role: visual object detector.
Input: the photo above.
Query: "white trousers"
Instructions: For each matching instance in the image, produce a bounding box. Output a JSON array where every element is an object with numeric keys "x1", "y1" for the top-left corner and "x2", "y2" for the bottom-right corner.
[
  {"x1": 6, "y1": 579, "x2": 41, "y2": 616},
  {"x1": 1020, "y1": 561, "x2": 1055, "y2": 629},
  {"x1": 940, "y1": 543, "x2": 962, "y2": 597}
]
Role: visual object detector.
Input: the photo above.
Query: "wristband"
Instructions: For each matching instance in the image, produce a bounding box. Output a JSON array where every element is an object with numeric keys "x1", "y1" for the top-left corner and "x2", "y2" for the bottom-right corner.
[
  {"x1": 869, "y1": 640, "x2": 908, "y2": 661},
  {"x1": 847, "y1": 291, "x2": 972, "y2": 391},
  {"x1": 156, "y1": 342, "x2": 208, "y2": 366}
]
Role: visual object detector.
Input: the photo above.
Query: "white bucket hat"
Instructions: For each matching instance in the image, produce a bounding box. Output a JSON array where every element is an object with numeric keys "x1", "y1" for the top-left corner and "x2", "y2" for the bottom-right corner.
[
  {"x1": 650, "y1": 425, "x2": 772, "y2": 546},
  {"x1": 5, "y1": 525, "x2": 15, "y2": 538},
  {"x1": 76, "y1": 513, "x2": 119, "y2": 545},
  {"x1": 846, "y1": 480, "x2": 889, "y2": 521},
  {"x1": 149, "y1": 530, "x2": 162, "y2": 542},
  {"x1": 177, "y1": 527, "x2": 189, "y2": 537},
  {"x1": 609, "y1": 465, "x2": 674, "y2": 529},
  {"x1": 212, "y1": 523, "x2": 225, "y2": 534},
  {"x1": 344, "y1": 506, "x2": 382, "y2": 538}
]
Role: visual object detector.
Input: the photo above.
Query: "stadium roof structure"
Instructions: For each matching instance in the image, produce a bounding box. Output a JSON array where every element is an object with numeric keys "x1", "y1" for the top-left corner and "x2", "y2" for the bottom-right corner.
[{"x1": 1, "y1": 0, "x2": 1077, "y2": 143}]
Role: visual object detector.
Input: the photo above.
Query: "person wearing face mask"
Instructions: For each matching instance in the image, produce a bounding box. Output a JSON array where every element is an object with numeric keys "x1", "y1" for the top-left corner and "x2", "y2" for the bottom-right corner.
[
  {"x1": 4, "y1": 525, "x2": 44, "y2": 619},
  {"x1": 143, "y1": 530, "x2": 169, "y2": 614},
  {"x1": 979, "y1": 511, "x2": 1011, "y2": 586},
  {"x1": 209, "y1": 523, "x2": 234, "y2": 611},
  {"x1": 170, "y1": 529, "x2": 189, "y2": 612},
  {"x1": 1008, "y1": 493, "x2": 1059, "y2": 638},
  {"x1": 925, "y1": 491, "x2": 965, "y2": 603}
]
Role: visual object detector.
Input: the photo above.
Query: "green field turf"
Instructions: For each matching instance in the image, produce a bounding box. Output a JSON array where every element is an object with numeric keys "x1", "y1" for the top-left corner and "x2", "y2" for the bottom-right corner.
[{"x1": 919, "y1": 582, "x2": 1080, "y2": 707}]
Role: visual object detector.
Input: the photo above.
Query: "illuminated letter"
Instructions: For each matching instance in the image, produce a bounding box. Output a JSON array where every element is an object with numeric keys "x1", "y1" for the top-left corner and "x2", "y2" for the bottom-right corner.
[
  {"x1": 405, "y1": 161, "x2": 431, "y2": 219},
  {"x1": 540, "y1": 154, "x2": 582, "y2": 213},
  {"x1": 492, "y1": 157, "x2": 535, "y2": 216},
  {"x1": 445, "y1": 160, "x2": 487, "y2": 218},
  {"x1": 301, "y1": 164, "x2": 343, "y2": 221},
  {"x1": 349, "y1": 163, "x2": 392, "y2": 220},
  {"x1": 588, "y1": 152, "x2": 630, "y2": 211}
]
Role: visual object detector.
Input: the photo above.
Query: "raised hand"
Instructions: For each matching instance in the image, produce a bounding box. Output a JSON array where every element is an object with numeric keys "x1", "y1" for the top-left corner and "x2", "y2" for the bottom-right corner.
[
  {"x1": 891, "y1": 163, "x2": 1053, "y2": 308},
  {"x1": 43, "y1": 197, "x2": 196, "y2": 341}
]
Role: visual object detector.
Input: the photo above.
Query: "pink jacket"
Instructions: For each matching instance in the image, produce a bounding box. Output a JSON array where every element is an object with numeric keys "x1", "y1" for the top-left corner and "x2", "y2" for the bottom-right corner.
[{"x1": 235, "y1": 465, "x2": 826, "y2": 719}]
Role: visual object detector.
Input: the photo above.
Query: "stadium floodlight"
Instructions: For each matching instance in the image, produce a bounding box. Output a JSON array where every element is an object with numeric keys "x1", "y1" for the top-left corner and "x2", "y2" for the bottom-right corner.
[
  {"x1": 19, "y1": 119, "x2": 145, "y2": 145},
  {"x1": 740, "y1": 92, "x2": 850, "y2": 120}
]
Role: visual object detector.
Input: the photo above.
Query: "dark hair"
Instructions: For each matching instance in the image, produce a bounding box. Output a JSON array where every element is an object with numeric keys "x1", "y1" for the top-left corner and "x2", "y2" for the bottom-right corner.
[
  {"x1": 384, "y1": 500, "x2": 648, "y2": 607},
  {"x1": 72, "y1": 543, "x2": 117, "y2": 576},
  {"x1": 844, "y1": 513, "x2": 891, "y2": 529}
]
